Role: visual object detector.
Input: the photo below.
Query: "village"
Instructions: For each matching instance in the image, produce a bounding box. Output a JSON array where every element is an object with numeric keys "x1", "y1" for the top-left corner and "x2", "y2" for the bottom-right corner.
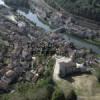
[
  {"x1": 0, "y1": 0, "x2": 100, "y2": 100},
  {"x1": 0, "y1": 4, "x2": 99, "y2": 93}
]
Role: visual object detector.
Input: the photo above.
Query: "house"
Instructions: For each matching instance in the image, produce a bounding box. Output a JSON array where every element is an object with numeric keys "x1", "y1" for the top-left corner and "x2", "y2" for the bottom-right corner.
[
  {"x1": 0, "y1": 80, "x2": 8, "y2": 92},
  {"x1": 59, "y1": 61, "x2": 90, "y2": 78},
  {"x1": 17, "y1": 21, "x2": 26, "y2": 28},
  {"x1": 32, "y1": 73, "x2": 39, "y2": 83},
  {"x1": 59, "y1": 61, "x2": 76, "y2": 78},
  {"x1": 5, "y1": 70, "x2": 16, "y2": 78}
]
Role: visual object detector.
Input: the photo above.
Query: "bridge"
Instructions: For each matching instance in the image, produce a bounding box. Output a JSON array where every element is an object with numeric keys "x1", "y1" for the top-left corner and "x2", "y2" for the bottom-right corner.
[{"x1": 51, "y1": 25, "x2": 66, "y2": 33}]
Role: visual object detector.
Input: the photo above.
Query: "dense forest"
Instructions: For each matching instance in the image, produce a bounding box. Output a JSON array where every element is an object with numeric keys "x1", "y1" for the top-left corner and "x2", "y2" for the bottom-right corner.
[{"x1": 45, "y1": 0, "x2": 100, "y2": 22}]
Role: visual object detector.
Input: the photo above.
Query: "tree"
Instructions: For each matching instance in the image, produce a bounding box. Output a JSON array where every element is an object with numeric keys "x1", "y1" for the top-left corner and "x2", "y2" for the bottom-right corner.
[
  {"x1": 51, "y1": 87, "x2": 65, "y2": 100},
  {"x1": 94, "y1": 68, "x2": 100, "y2": 82}
]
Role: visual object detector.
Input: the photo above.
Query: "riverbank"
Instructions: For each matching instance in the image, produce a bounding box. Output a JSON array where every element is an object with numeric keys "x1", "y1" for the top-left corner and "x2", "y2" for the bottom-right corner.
[
  {"x1": 85, "y1": 39, "x2": 100, "y2": 47},
  {"x1": 70, "y1": 33, "x2": 100, "y2": 47},
  {"x1": 44, "y1": 0, "x2": 100, "y2": 47}
]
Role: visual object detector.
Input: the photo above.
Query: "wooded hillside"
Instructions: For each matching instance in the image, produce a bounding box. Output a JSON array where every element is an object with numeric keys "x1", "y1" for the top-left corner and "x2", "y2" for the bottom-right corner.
[{"x1": 45, "y1": 0, "x2": 100, "y2": 22}]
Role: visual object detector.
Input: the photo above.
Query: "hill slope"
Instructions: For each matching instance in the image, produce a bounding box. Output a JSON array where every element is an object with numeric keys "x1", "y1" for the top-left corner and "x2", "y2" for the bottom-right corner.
[{"x1": 45, "y1": 0, "x2": 100, "y2": 22}]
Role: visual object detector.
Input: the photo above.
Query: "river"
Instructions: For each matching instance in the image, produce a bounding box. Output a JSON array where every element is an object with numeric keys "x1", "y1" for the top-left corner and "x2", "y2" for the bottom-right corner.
[
  {"x1": 0, "y1": 0, "x2": 100, "y2": 54},
  {"x1": 63, "y1": 34, "x2": 100, "y2": 54},
  {"x1": 17, "y1": 10, "x2": 51, "y2": 32}
]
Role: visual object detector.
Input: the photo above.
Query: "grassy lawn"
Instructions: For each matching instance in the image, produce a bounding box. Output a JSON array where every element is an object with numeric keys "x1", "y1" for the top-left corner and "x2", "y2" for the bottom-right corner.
[{"x1": 54, "y1": 79, "x2": 75, "y2": 99}]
